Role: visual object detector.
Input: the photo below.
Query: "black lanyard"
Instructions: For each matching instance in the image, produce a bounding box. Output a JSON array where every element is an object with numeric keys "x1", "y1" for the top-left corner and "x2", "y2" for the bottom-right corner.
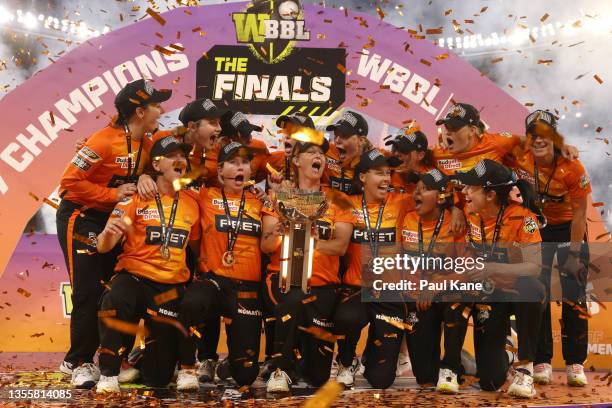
[
  {"x1": 479, "y1": 205, "x2": 506, "y2": 260},
  {"x1": 154, "y1": 192, "x2": 180, "y2": 250},
  {"x1": 284, "y1": 156, "x2": 291, "y2": 181},
  {"x1": 418, "y1": 210, "x2": 446, "y2": 257},
  {"x1": 533, "y1": 153, "x2": 558, "y2": 206},
  {"x1": 221, "y1": 189, "x2": 247, "y2": 254},
  {"x1": 124, "y1": 125, "x2": 144, "y2": 180},
  {"x1": 362, "y1": 195, "x2": 386, "y2": 259}
]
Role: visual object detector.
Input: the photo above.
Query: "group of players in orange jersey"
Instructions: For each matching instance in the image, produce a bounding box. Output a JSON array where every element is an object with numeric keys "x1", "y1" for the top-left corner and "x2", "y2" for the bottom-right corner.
[{"x1": 55, "y1": 79, "x2": 592, "y2": 399}]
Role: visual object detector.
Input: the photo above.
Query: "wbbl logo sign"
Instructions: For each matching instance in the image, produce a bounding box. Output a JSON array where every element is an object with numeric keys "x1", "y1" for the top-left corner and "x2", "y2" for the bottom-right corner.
[{"x1": 232, "y1": 0, "x2": 310, "y2": 64}]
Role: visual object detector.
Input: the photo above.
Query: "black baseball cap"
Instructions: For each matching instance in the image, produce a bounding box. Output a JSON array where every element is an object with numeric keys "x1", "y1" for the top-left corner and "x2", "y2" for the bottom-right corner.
[
  {"x1": 419, "y1": 169, "x2": 450, "y2": 192},
  {"x1": 454, "y1": 159, "x2": 516, "y2": 188},
  {"x1": 385, "y1": 129, "x2": 428, "y2": 153},
  {"x1": 276, "y1": 112, "x2": 315, "y2": 129},
  {"x1": 220, "y1": 111, "x2": 263, "y2": 139},
  {"x1": 178, "y1": 98, "x2": 228, "y2": 126},
  {"x1": 525, "y1": 109, "x2": 558, "y2": 131},
  {"x1": 435, "y1": 103, "x2": 483, "y2": 130},
  {"x1": 150, "y1": 136, "x2": 191, "y2": 160},
  {"x1": 326, "y1": 110, "x2": 368, "y2": 136},
  {"x1": 115, "y1": 79, "x2": 172, "y2": 118},
  {"x1": 355, "y1": 149, "x2": 402, "y2": 175},
  {"x1": 218, "y1": 141, "x2": 253, "y2": 163}
]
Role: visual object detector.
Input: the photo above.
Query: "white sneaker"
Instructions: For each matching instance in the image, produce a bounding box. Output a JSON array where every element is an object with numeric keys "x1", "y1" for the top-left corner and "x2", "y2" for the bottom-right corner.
[
  {"x1": 118, "y1": 365, "x2": 140, "y2": 384},
  {"x1": 533, "y1": 363, "x2": 552, "y2": 385},
  {"x1": 71, "y1": 363, "x2": 100, "y2": 389},
  {"x1": 396, "y1": 353, "x2": 412, "y2": 376},
  {"x1": 267, "y1": 368, "x2": 292, "y2": 393},
  {"x1": 436, "y1": 368, "x2": 459, "y2": 394},
  {"x1": 566, "y1": 364, "x2": 588, "y2": 387},
  {"x1": 198, "y1": 359, "x2": 217, "y2": 382},
  {"x1": 336, "y1": 358, "x2": 360, "y2": 387},
  {"x1": 59, "y1": 360, "x2": 74, "y2": 375},
  {"x1": 176, "y1": 368, "x2": 199, "y2": 391},
  {"x1": 508, "y1": 369, "x2": 537, "y2": 398},
  {"x1": 96, "y1": 375, "x2": 120, "y2": 393}
]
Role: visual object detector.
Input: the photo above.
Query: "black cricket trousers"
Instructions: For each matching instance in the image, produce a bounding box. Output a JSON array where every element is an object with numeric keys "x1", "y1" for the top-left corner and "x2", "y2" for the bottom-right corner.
[
  {"x1": 56, "y1": 199, "x2": 120, "y2": 366},
  {"x1": 98, "y1": 271, "x2": 186, "y2": 387}
]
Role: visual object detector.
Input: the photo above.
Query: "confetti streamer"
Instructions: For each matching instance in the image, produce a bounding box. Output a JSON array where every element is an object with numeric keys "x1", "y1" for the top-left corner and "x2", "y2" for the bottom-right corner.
[{"x1": 146, "y1": 8, "x2": 166, "y2": 26}]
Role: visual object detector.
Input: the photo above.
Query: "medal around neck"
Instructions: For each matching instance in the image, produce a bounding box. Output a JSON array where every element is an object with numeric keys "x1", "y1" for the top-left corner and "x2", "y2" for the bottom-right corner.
[{"x1": 274, "y1": 188, "x2": 328, "y2": 294}]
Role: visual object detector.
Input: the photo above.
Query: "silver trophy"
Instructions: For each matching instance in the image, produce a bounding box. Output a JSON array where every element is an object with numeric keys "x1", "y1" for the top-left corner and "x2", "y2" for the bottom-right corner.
[{"x1": 274, "y1": 187, "x2": 328, "y2": 294}]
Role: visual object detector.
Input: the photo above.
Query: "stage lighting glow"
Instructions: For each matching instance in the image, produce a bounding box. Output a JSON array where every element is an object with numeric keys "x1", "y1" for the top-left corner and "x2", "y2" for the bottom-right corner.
[{"x1": 23, "y1": 12, "x2": 37, "y2": 29}]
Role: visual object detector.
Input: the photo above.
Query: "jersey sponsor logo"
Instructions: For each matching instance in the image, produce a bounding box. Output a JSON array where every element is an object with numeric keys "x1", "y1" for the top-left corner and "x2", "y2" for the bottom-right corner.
[
  {"x1": 401, "y1": 229, "x2": 419, "y2": 243},
  {"x1": 137, "y1": 207, "x2": 161, "y2": 221},
  {"x1": 157, "y1": 307, "x2": 178, "y2": 318},
  {"x1": 212, "y1": 198, "x2": 239, "y2": 212},
  {"x1": 523, "y1": 216, "x2": 538, "y2": 234},
  {"x1": 437, "y1": 158, "x2": 461, "y2": 170},
  {"x1": 325, "y1": 157, "x2": 341, "y2": 173},
  {"x1": 215, "y1": 215, "x2": 262, "y2": 236},
  {"x1": 329, "y1": 176, "x2": 352, "y2": 193},
  {"x1": 115, "y1": 156, "x2": 137, "y2": 169},
  {"x1": 312, "y1": 317, "x2": 334, "y2": 328},
  {"x1": 351, "y1": 227, "x2": 396, "y2": 243},
  {"x1": 111, "y1": 208, "x2": 125, "y2": 218},
  {"x1": 315, "y1": 220, "x2": 332, "y2": 240},
  {"x1": 468, "y1": 222, "x2": 481, "y2": 241},
  {"x1": 145, "y1": 226, "x2": 189, "y2": 248},
  {"x1": 71, "y1": 154, "x2": 92, "y2": 172},
  {"x1": 499, "y1": 131, "x2": 513, "y2": 138},
  {"x1": 579, "y1": 174, "x2": 590, "y2": 189},
  {"x1": 77, "y1": 146, "x2": 101, "y2": 162},
  {"x1": 237, "y1": 306, "x2": 262, "y2": 317},
  {"x1": 515, "y1": 168, "x2": 534, "y2": 184}
]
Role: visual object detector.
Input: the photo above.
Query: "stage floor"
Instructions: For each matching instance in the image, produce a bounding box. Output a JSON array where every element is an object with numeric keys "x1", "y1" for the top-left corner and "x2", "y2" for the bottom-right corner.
[{"x1": 0, "y1": 353, "x2": 610, "y2": 407}]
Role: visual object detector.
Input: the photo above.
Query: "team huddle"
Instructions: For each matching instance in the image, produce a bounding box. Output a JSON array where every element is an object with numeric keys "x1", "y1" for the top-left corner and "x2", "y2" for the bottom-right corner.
[{"x1": 55, "y1": 79, "x2": 592, "y2": 399}]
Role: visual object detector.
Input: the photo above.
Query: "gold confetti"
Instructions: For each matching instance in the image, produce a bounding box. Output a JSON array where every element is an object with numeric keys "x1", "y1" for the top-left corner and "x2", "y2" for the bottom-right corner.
[
  {"x1": 336, "y1": 63, "x2": 346, "y2": 74},
  {"x1": 237, "y1": 291, "x2": 258, "y2": 299},
  {"x1": 302, "y1": 295, "x2": 318, "y2": 304},
  {"x1": 540, "y1": 13, "x2": 550, "y2": 22},
  {"x1": 154, "y1": 45, "x2": 175, "y2": 56},
  {"x1": 17, "y1": 288, "x2": 31, "y2": 298},
  {"x1": 42, "y1": 197, "x2": 59, "y2": 210},
  {"x1": 76, "y1": 249, "x2": 96, "y2": 255},
  {"x1": 146, "y1": 7, "x2": 166, "y2": 26},
  {"x1": 376, "y1": 7, "x2": 385, "y2": 19},
  {"x1": 594, "y1": 74, "x2": 604, "y2": 84},
  {"x1": 303, "y1": 380, "x2": 342, "y2": 408},
  {"x1": 189, "y1": 326, "x2": 202, "y2": 338},
  {"x1": 491, "y1": 57, "x2": 504, "y2": 64},
  {"x1": 281, "y1": 314, "x2": 292, "y2": 322},
  {"x1": 419, "y1": 58, "x2": 431, "y2": 66},
  {"x1": 154, "y1": 288, "x2": 179, "y2": 305},
  {"x1": 28, "y1": 192, "x2": 40, "y2": 201}
]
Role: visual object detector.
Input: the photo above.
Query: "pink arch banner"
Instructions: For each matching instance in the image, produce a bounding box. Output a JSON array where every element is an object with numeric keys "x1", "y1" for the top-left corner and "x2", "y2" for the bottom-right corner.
[{"x1": 0, "y1": 1, "x2": 606, "y2": 276}]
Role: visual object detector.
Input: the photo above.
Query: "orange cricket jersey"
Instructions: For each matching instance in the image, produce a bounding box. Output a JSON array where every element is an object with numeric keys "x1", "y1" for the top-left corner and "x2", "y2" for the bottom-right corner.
[
  {"x1": 265, "y1": 186, "x2": 355, "y2": 286},
  {"x1": 112, "y1": 190, "x2": 200, "y2": 284},
  {"x1": 323, "y1": 143, "x2": 360, "y2": 194},
  {"x1": 466, "y1": 203, "x2": 542, "y2": 246},
  {"x1": 197, "y1": 187, "x2": 264, "y2": 281},
  {"x1": 401, "y1": 209, "x2": 464, "y2": 255},
  {"x1": 60, "y1": 126, "x2": 157, "y2": 212},
  {"x1": 513, "y1": 152, "x2": 591, "y2": 225},
  {"x1": 343, "y1": 192, "x2": 411, "y2": 286},
  {"x1": 432, "y1": 132, "x2": 521, "y2": 175}
]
